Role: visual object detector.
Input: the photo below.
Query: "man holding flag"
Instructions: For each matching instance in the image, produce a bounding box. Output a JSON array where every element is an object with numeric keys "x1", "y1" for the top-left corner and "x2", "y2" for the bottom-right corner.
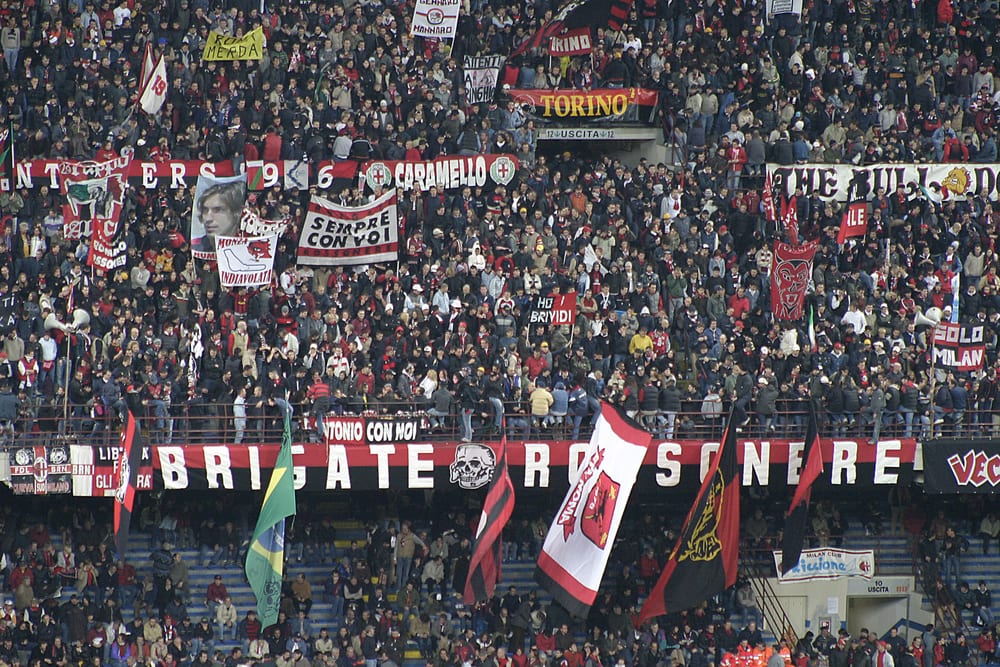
[{"x1": 245, "y1": 413, "x2": 296, "y2": 627}]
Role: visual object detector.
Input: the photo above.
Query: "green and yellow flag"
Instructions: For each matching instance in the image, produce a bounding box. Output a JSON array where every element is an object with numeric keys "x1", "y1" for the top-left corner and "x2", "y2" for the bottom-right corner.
[{"x1": 245, "y1": 414, "x2": 296, "y2": 627}]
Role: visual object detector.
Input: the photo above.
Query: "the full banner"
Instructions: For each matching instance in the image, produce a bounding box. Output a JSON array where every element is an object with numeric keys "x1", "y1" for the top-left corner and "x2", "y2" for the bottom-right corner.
[
  {"x1": 772, "y1": 241, "x2": 817, "y2": 321},
  {"x1": 298, "y1": 191, "x2": 399, "y2": 266},
  {"x1": 768, "y1": 163, "x2": 1000, "y2": 203}
]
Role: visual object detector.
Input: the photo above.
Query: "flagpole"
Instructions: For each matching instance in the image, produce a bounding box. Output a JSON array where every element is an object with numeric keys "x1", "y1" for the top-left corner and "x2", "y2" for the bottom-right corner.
[{"x1": 929, "y1": 335, "x2": 937, "y2": 440}]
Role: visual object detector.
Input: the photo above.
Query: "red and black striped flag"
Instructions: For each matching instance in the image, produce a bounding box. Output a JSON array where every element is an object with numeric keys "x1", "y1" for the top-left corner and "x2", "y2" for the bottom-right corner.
[
  {"x1": 114, "y1": 410, "x2": 145, "y2": 555},
  {"x1": 464, "y1": 433, "x2": 515, "y2": 604},
  {"x1": 637, "y1": 407, "x2": 741, "y2": 624},
  {"x1": 511, "y1": 0, "x2": 635, "y2": 58},
  {"x1": 781, "y1": 401, "x2": 824, "y2": 574}
]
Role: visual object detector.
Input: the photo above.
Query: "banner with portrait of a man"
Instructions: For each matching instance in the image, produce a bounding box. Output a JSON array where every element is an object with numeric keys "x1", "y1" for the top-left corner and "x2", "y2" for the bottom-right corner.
[{"x1": 190, "y1": 174, "x2": 247, "y2": 260}]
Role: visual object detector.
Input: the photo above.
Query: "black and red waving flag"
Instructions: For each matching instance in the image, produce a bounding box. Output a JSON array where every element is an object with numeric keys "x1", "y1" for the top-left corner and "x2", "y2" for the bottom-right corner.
[
  {"x1": 114, "y1": 410, "x2": 145, "y2": 555},
  {"x1": 637, "y1": 407, "x2": 740, "y2": 624},
  {"x1": 781, "y1": 401, "x2": 824, "y2": 574},
  {"x1": 511, "y1": 0, "x2": 634, "y2": 57},
  {"x1": 464, "y1": 433, "x2": 515, "y2": 603}
]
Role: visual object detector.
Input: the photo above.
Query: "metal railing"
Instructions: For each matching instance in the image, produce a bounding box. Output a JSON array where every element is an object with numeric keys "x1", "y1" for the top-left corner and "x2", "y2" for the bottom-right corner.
[{"x1": 2, "y1": 398, "x2": 993, "y2": 447}]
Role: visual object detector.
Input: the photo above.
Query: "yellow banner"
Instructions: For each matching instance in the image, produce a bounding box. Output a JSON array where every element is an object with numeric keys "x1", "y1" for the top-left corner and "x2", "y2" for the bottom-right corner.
[{"x1": 202, "y1": 27, "x2": 264, "y2": 61}]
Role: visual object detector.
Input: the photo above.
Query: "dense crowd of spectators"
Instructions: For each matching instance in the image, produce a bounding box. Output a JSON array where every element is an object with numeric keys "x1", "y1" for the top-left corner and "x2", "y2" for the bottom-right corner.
[
  {"x1": 2, "y1": 0, "x2": 1000, "y2": 447},
  {"x1": 3, "y1": 494, "x2": 1000, "y2": 667}
]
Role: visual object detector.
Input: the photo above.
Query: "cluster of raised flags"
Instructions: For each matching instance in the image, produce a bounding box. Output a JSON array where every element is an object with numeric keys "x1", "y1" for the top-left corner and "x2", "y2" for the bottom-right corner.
[{"x1": 111, "y1": 402, "x2": 828, "y2": 628}]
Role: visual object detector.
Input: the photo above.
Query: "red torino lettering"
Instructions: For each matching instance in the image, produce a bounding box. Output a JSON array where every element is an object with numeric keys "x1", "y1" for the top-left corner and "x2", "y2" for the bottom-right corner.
[{"x1": 948, "y1": 450, "x2": 1000, "y2": 486}]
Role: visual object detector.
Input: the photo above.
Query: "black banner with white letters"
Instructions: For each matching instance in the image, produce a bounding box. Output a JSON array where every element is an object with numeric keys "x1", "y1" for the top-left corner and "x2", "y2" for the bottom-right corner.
[{"x1": 924, "y1": 439, "x2": 1000, "y2": 493}]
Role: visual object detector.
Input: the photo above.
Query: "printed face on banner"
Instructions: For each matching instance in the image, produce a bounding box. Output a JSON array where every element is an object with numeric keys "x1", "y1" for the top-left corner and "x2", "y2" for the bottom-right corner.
[{"x1": 190, "y1": 174, "x2": 247, "y2": 259}]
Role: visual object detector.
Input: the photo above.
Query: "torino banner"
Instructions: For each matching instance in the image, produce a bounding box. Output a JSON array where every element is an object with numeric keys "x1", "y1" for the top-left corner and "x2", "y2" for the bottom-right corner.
[
  {"x1": 4, "y1": 438, "x2": 918, "y2": 495},
  {"x1": 773, "y1": 548, "x2": 875, "y2": 582},
  {"x1": 298, "y1": 190, "x2": 399, "y2": 266},
  {"x1": 767, "y1": 163, "x2": 1000, "y2": 203},
  {"x1": 507, "y1": 88, "x2": 658, "y2": 121}
]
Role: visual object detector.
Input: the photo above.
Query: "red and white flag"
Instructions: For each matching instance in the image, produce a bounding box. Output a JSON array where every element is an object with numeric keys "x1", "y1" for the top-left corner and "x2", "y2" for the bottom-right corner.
[
  {"x1": 837, "y1": 202, "x2": 869, "y2": 243},
  {"x1": 139, "y1": 55, "x2": 168, "y2": 115},
  {"x1": 781, "y1": 194, "x2": 799, "y2": 246},
  {"x1": 762, "y1": 171, "x2": 776, "y2": 222},
  {"x1": 138, "y1": 43, "x2": 155, "y2": 102},
  {"x1": 534, "y1": 405, "x2": 649, "y2": 618}
]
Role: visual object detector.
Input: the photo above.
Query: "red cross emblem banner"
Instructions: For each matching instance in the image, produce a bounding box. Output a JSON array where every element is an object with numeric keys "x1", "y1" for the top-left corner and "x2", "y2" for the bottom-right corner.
[
  {"x1": 360, "y1": 155, "x2": 518, "y2": 193},
  {"x1": 534, "y1": 404, "x2": 650, "y2": 618},
  {"x1": 297, "y1": 190, "x2": 400, "y2": 266}
]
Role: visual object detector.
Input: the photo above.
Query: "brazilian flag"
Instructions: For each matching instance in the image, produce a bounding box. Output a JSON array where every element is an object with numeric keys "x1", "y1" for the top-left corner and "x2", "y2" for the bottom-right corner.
[{"x1": 245, "y1": 414, "x2": 296, "y2": 627}]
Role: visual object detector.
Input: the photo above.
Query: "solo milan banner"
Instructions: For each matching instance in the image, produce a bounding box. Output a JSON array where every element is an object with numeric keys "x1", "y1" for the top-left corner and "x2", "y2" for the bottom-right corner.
[
  {"x1": 932, "y1": 323, "x2": 986, "y2": 371},
  {"x1": 298, "y1": 190, "x2": 399, "y2": 266},
  {"x1": 216, "y1": 235, "x2": 278, "y2": 288},
  {"x1": 924, "y1": 439, "x2": 1000, "y2": 493},
  {"x1": 773, "y1": 548, "x2": 875, "y2": 582},
  {"x1": 771, "y1": 241, "x2": 817, "y2": 321},
  {"x1": 528, "y1": 292, "x2": 577, "y2": 328},
  {"x1": 535, "y1": 405, "x2": 650, "y2": 617},
  {"x1": 464, "y1": 55, "x2": 505, "y2": 104},
  {"x1": 7, "y1": 437, "x2": 916, "y2": 495},
  {"x1": 508, "y1": 88, "x2": 658, "y2": 122},
  {"x1": 767, "y1": 163, "x2": 1000, "y2": 203},
  {"x1": 59, "y1": 154, "x2": 132, "y2": 270},
  {"x1": 548, "y1": 28, "x2": 593, "y2": 55},
  {"x1": 360, "y1": 154, "x2": 518, "y2": 192},
  {"x1": 410, "y1": 0, "x2": 460, "y2": 38}
]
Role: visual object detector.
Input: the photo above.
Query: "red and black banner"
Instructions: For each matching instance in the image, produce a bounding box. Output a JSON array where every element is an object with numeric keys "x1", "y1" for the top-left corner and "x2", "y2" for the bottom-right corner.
[
  {"x1": 8, "y1": 437, "x2": 917, "y2": 496},
  {"x1": 780, "y1": 195, "x2": 799, "y2": 245},
  {"x1": 771, "y1": 241, "x2": 817, "y2": 321},
  {"x1": 924, "y1": 439, "x2": 1000, "y2": 493},
  {"x1": 8, "y1": 444, "x2": 72, "y2": 495},
  {"x1": 511, "y1": 0, "x2": 633, "y2": 57},
  {"x1": 932, "y1": 323, "x2": 986, "y2": 371},
  {"x1": 638, "y1": 408, "x2": 740, "y2": 624},
  {"x1": 114, "y1": 411, "x2": 146, "y2": 554},
  {"x1": 781, "y1": 402, "x2": 824, "y2": 574},
  {"x1": 465, "y1": 434, "x2": 515, "y2": 603},
  {"x1": 507, "y1": 88, "x2": 658, "y2": 123}
]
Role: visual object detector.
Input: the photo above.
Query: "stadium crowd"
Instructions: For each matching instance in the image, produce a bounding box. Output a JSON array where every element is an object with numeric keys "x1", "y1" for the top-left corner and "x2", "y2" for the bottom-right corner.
[
  {"x1": 2, "y1": 0, "x2": 1000, "y2": 443},
  {"x1": 2, "y1": 494, "x2": 1000, "y2": 667}
]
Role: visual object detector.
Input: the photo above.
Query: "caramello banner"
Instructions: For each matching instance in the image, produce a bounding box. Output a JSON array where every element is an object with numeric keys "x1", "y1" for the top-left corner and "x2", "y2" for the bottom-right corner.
[
  {"x1": 767, "y1": 163, "x2": 1000, "y2": 203},
  {"x1": 773, "y1": 548, "x2": 875, "y2": 583},
  {"x1": 924, "y1": 439, "x2": 1000, "y2": 493},
  {"x1": 4, "y1": 438, "x2": 917, "y2": 495}
]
